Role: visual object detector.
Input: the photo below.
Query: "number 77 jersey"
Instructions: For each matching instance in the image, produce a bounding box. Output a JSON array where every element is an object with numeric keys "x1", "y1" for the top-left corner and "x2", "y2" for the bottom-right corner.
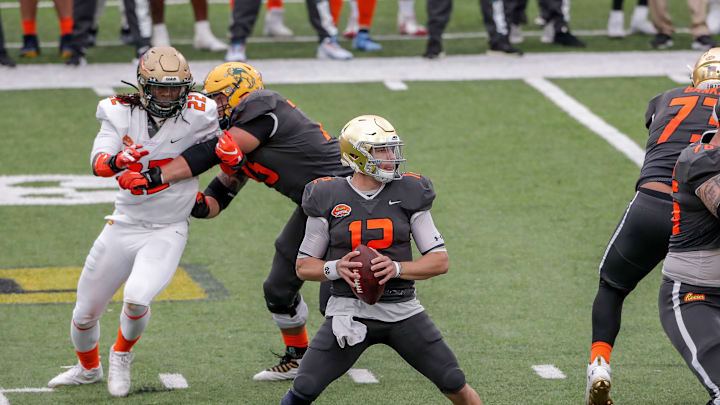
[{"x1": 637, "y1": 86, "x2": 720, "y2": 189}]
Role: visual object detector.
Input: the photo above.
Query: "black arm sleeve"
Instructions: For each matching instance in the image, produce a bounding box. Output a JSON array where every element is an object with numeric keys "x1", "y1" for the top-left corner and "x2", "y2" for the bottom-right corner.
[{"x1": 180, "y1": 138, "x2": 221, "y2": 176}]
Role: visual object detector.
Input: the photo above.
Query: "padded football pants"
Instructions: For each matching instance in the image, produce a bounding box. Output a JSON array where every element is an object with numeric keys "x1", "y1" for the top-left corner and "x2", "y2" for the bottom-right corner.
[
  {"x1": 72, "y1": 219, "x2": 187, "y2": 324},
  {"x1": 660, "y1": 277, "x2": 720, "y2": 404},
  {"x1": 290, "y1": 312, "x2": 467, "y2": 402}
]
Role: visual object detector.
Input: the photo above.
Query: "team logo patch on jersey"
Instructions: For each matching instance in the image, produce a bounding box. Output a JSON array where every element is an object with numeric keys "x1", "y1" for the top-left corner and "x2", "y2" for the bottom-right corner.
[
  {"x1": 331, "y1": 204, "x2": 352, "y2": 218},
  {"x1": 684, "y1": 292, "x2": 706, "y2": 302}
]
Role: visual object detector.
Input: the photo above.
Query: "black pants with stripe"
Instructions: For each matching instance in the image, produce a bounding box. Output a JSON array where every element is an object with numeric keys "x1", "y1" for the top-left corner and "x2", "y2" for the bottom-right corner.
[
  {"x1": 659, "y1": 277, "x2": 720, "y2": 404},
  {"x1": 591, "y1": 188, "x2": 673, "y2": 345},
  {"x1": 290, "y1": 311, "x2": 467, "y2": 402}
]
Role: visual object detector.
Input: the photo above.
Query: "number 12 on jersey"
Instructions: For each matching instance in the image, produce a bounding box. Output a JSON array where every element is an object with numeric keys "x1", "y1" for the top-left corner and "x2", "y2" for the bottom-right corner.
[{"x1": 349, "y1": 219, "x2": 393, "y2": 250}]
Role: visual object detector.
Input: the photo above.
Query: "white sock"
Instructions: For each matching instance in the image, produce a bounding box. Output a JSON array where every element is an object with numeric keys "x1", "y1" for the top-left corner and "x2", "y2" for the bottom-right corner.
[
  {"x1": 398, "y1": 0, "x2": 415, "y2": 19},
  {"x1": 119, "y1": 303, "x2": 150, "y2": 341},
  {"x1": 195, "y1": 20, "x2": 211, "y2": 37},
  {"x1": 71, "y1": 319, "x2": 100, "y2": 353}
]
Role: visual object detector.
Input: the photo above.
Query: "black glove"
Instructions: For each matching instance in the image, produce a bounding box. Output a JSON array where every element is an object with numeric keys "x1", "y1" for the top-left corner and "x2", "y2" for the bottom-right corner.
[{"x1": 191, "y1": 192, "x2": 210, "y2": 218}]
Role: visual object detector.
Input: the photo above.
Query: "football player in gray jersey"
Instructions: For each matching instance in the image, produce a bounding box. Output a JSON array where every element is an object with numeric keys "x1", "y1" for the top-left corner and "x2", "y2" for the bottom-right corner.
[
  {"x1": 118, "y1": 62, "x2": 354, "y2": 381},
  {"x1": 280, "y1": 115, "x2": 482, "y2": 405},
  {"x1": 660, "y1": 123, "x2": 720, "y2": 405}
]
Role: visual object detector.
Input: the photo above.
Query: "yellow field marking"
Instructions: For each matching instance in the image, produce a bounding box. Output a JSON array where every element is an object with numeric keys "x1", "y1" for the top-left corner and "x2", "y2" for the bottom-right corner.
[{"x1": 0, "y1": 266, "x2": 206, "y2": 304}]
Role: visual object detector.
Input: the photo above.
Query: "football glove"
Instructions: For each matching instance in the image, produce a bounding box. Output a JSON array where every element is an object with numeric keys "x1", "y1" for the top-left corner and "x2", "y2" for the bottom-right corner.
[
  {"x1": 92, "y1": 145, "x2": 149, "y2": 177},
  {"x1": 116, "y1": 167, "x2": 163, "y2": 195},
  {"x1": 191, "y1": 192, "x2": 210, "y2": 218},
  {"x1": 215, "y1": 131, "x2": 246, "y2": 174}
]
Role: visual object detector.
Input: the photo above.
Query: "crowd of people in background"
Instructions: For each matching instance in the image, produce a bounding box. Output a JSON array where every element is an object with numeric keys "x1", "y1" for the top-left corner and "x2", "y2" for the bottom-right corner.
[{"x1": 0, "y1": 0, "x2": 719, "y2": 68}]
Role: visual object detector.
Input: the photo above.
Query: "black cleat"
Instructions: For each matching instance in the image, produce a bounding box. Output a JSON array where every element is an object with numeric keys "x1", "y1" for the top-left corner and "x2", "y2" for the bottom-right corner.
[
  {"x1": 20, "y1": 34, "x2": 40, "y2": 58},
  {"x1": 650, "y1": 33, "x2": 673, "y2": 49},
  {"x1": 0, "y1": 53, "x2": 16, "y2": 67},
  {"x1": 487, "y1": 40, "x2": 524, "y2": 56},
  {"x1": 553, "y1": 30, "x2": 586, "y2": 47}
]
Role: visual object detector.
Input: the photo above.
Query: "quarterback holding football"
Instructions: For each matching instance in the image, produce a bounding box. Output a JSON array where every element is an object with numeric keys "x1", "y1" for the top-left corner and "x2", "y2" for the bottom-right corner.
[{"x1": 283, "y1": 115, "x2": 483, "y2": 404}]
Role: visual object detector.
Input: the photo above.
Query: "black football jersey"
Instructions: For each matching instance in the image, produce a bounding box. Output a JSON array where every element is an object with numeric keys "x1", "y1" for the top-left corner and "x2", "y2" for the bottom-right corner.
[
  {"x1": 669, "y1": 135, "x2": 720, "y2": 252},
  {"x1": 301, "y1": 173, "x2": 437, "y2": 303},
  {"x1": 637, "y1": 86, "x2": 719, "y2": 189},
  {"x1": 228, "y1": 89, "x2": 352, "y2": 204}
]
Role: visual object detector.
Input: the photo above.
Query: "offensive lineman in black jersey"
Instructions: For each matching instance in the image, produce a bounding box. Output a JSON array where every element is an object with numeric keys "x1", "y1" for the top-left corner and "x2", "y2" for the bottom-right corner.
[
  {"x1": 117, "y1": 62, "x2": 353, "y2": 381},
  {"x1": 281, "y1": 115, "x2": 482, "y2": 405},
  {"x1": 659, "y1": 114, "x2": 720, "y2": 405},
  {"x1": 586, "y1": 48, "x2": 720, "y2": 405}
]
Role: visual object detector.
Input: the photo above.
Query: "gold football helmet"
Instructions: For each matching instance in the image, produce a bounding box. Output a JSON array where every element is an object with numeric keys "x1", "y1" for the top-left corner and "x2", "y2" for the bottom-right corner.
[
  {"x1": 692, "y1": 47, "x2": 720, "y2": 89},
  {"x1": 202, "y1": 62, "x2": 264, "y2": 128},
  {"x1": 339, "y1": 115, "x2": 406, "y2": 183},
  {"x1": 137, "y1": 46, "x2": 193, "y2": 118}
]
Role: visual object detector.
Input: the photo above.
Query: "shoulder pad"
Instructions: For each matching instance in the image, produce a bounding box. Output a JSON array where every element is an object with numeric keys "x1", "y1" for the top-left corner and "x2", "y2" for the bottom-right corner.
[
  {"x1": 184, "y1": 92, "x2": 219, "y2": 124},
  {"x1": 397, "y1": 173, "x2": 435, "y2": 212},
  {"x1": 96, "y1": 97, "x2": 131, "y2": 127},
  {"x1": 677, "y1": 143, "x2": 720, "y2": 186},
  {"x1": 230, "y1": 90, "x2": 281, "y2": 125},
  {"x1": 302, "y1": 176, "x2": 340, "y2": 218}
]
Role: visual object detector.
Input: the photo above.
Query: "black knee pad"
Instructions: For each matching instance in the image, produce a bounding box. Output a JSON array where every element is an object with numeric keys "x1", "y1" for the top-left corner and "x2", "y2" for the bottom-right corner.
[
  {"x1": 438, "y1": 366, "x2": 466, "y2": 394},
  {"x1": 598, "y1": 278, "x2": 632, "y2": 299},
  {"x1": 291, "y1": 375, "x2": 322, "y2": 402},
  {"x1": 264, "y1": 283, "x2": 301, "y2": 316}
]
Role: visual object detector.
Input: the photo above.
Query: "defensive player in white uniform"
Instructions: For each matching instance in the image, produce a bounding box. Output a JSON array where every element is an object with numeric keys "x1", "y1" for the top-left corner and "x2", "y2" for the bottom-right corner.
[{"x1": 47, "y1": 46, "x2": 222, "y2": 397}]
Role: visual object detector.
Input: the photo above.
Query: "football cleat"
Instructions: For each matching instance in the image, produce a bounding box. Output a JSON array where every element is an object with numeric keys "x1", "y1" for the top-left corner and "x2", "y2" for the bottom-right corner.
[
  {"x1": 253, "y1": 350, "x2": 303, "y2": 381},
  {"x1": 352, "y1": 31, "x2": 382, "y2": 52},
  {"x1": 398, "y1": 16, "x2": 427, "y2": 36},
  {"x1": 20, "y1": 34, "x2": 40, "y2": 58},
  {"x1": 48, "y1": 362, "x2": 103, "y2": 387},
  {"x1": 709, "y1": 0, "x2": 720, "y2": 34},
  {"x1": 650, "y1": 33, "x2": 673, "y2": 49},
  {"x1": 0, "y1": 53, "x2": 16, "y2": 68},
  {"x1": 317, "y1": 36, "x2": 353, "y2": 60},
  {"x1": 225, "y1": 42, "x2": 247, "y2": 62},
  {"x1": 487, "y1": 40, "x2": 524, "y2": 56},
  {"x1": 509, "y1": 24, "x2": 523, "y2": 44},
  {"x1": 607, "y1": 10, "x2": 625, "y2": 39},
  {"x1": 691, "y1": 35, "x2": 716, "y2": 51},
  {"x1": 629, "y1": 5, "x2": 657, "y2": 35},
  {"x1": 120, "y1": 27, "x2": 134, "y2": 45},
  {"x1": 586, "y1": 356, "x2": 612, "y2": 405},
  {"x1": 59, "y1": 34, "x2": 72, "y2": 58},
  {"x1": 264, "y1": 8, "x2": 294, "y2": 37},
  {"x1": 194, "y1": 20, "x2": 226, "y2": 51},
  {"x1": 107, "y1": 348, "x2": 133, "y2": 397},
  {"x1": 541, "y1": 22, "x2": 554, "y2": 43},
  {"x1": 151, "y1": 23, "x2": 171, "y2": 47},
  {"x1": 553, "y1": 30, "x2": 586, "y2": 47}
]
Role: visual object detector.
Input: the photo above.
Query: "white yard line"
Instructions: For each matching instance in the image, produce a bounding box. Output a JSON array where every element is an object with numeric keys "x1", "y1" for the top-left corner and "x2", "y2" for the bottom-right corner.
[
  {"x1": 531, "y1": 364, "x2": 567, "y2": 379},
  {"x1": 0, "y1": 51, "x2": 701, "y2": 91},
  {"x1": 159, "y1": 373, "x2": 189, "y2": 389},
  {"x1": 346, "y1": 368, "x2": 379, "y2": 383},
  {"x1": 92, "y1": 87, "x2": 117, "y2": 97},
  {"x1": 524, "y1": 77, "x2": 645, "y2": 167},
  {"x1": 383, "y1": 80, "x2": 408, "y2": 91},
  {"x1": 668, "y1": 74, "x2": 691, "y2": 84},
  {"x1": 0, "y1": 388, "x2": 54, "y2": 393}
]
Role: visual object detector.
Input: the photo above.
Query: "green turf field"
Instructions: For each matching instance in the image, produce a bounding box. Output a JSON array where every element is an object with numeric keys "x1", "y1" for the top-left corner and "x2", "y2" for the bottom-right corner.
[{"x1": 0, "y1": 75, "x2": 712, "y2": 404}]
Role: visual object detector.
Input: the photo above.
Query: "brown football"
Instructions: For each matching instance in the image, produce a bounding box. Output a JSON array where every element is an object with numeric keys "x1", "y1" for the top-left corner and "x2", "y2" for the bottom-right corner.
[{"x1": 349, "y1": 244, "x2": 386, "y2": 305}]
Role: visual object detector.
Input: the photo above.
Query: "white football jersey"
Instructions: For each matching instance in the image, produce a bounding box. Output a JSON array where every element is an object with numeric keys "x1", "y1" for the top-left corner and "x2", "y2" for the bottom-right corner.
[{"x1": 91, "y1": 92, "x2": 221, "y2": 224}]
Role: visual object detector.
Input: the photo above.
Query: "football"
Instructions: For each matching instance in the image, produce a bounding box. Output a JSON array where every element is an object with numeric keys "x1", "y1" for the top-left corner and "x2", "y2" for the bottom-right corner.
[{"x1": 349, "y1": 244, "x2": 386, "y2": 305}]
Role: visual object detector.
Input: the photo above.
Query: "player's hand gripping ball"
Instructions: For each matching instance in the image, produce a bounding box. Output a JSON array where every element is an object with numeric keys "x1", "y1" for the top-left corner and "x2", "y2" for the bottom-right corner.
[{"x1": 349, "y1": 244, "x2": 386, "y2": 305}]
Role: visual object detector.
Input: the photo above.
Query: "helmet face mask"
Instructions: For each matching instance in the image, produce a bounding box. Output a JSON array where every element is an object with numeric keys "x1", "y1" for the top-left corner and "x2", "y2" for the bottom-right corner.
[
  {"x1": 339, "y1": 115, "x2": 407, "y2": 183},
  {"x1": 692, "y1": 47, "x2": 720, "y2": 89},
  {"x1": 137, "y1": 46, "x2": 193, "y2": 119},
  {"x1": 202, "y1": 62, "x2": 264, "y2": 129}
]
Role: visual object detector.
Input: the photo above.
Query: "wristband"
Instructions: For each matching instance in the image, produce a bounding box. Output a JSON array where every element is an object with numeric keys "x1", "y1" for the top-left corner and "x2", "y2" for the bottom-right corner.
[
  {"x1": 323, "y1": 260, "x2": 340, "y2": 281},
  {"x1": 393, "y1": 261, "x2": 402, "y2": 278}
]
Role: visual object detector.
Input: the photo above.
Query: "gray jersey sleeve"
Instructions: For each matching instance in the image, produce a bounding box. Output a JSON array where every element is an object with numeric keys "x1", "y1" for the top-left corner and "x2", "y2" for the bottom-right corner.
[{"x1": 298, "y1": 216, "x2": 329, "y2": 259}]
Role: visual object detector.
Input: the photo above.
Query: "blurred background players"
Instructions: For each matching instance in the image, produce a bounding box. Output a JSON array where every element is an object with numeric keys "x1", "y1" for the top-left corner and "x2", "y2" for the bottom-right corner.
[
  {"x1": 226, "y1": 0, "x2": 352, "y2": 61},
  {"x1": 340, "y1": 0, "x2": 427, "y2": 38},
  {"x1": 18, "y1": 0, "x2": 73, "y2": 59},
  {"x1": 710, "y1": 0, "x2": 720, "y2": 34},
  {"x1": 504, "y1": 0, "x2": 585, "y2": 47},
  {"x1": 585, "y1": 49, "x2": 720, "y2": 405},
  {"x1": 329, "y1": 0, "x2": 382, "y2": 51},
  {"x1": 150, "y1": 0, "x2": 226, "y2": 51},
  {"x1": 282, "y1": 115, "x2": 483, "y2": 405},
  {"x1": 606, "y1": 0, "x2": 656, "y2": 38},
  {"x1": 649, "y1": 0, "x2": 715, "y2": 50},
  {"x1": 66, "y1": 0, "x2": 151, "y2": 65},
  {"x1": 0, "y1": 10, "x2": 16, "y2": 67}
]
